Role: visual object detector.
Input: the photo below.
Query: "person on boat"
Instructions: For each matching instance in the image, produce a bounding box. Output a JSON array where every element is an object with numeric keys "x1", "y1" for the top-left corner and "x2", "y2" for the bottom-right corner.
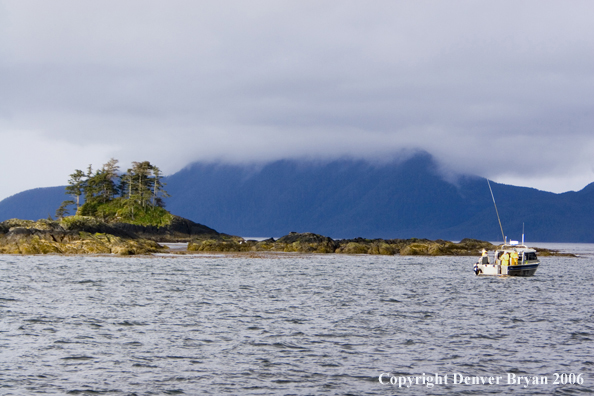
[
  {"x1": 501, "y1": 252, "x2": 510, "y2": 266},
  {"x1": 511, "y1": 251, "x2": 519, "y2": 266},
  {"x1": 480, "y1": 249, "x2": 489, "y2": 264}
]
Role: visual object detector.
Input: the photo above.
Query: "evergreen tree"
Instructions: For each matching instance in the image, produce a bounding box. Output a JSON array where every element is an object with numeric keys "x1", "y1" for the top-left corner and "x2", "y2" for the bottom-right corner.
[
  {"x1": 57, "y1": 158, "x2": 170, "y2": 223},
  {"x1": 55, "y1": 200, "x2": 75, "y2": 219},
  {"x1": 82, "y1": 164, "x2": 100, "y2": 203},
  {"x1": 151, "y1": 165, "x2": 170, "y2": 207},
  {"x1": 118, "y1": 172, "x2": 130, "y2": 199},
  {"x1": 65, "y1": 169, "x2": 86, "y2": 209},
  {"x1": 97, "y1": 158, "x2": 119, "y2": 203},
  {"x1": 130, "y1": 161, "x2": 154, "y2": 209}
]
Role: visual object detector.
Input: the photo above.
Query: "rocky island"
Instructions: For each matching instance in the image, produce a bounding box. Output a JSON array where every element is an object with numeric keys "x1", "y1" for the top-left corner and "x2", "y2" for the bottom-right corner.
[
  {"x1": 0, "y1": 159, "x2": 223, "y2": 255},
  {"x1": 0, "y1": 215, "x2": 222, "y2": 255}
]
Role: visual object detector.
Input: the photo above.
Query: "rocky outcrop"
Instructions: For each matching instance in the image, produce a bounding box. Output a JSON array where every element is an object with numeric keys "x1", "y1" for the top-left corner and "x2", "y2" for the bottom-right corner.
[
  {"x1": 0, "y1": 218, "x2": 164, "y2": 255},
  {"x1": 2, "y1": 219, "x2": 566, "y2": 257},
  {"x1": 274, "y1": 232, "x2": 338, "y2": 253},
  {"x1": 187, "y1": 232, "x2": 498, "y2": 256},
  {"x1": 110, "y1": 215, "x2": 219, "y2": 242},
  {"x1": 0, "y1": 214, "x2": 224, "y2": 255}
]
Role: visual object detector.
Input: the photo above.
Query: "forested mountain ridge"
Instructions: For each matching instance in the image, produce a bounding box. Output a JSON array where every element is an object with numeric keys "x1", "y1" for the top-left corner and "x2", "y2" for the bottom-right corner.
[{"x1": 161, "y1": 154, "x2": 594, "y2": 242}]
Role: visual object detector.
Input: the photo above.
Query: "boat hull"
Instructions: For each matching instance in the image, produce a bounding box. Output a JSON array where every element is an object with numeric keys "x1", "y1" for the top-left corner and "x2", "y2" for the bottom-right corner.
[{"x1": 474, "y1": 263, "x2": 539, "y2": 277}]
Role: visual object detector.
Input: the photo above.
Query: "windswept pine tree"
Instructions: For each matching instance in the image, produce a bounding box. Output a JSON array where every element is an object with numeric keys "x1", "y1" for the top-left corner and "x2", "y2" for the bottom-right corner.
[
  {"x1": 56, "y1": 159, "x2": 172, "y2": 226},
  {"x1": 65, "y1": 169, "x2": 86, "y2": 209},
  {"x1": 151, "y1": 165, "x2": 169, "y2": 207}
]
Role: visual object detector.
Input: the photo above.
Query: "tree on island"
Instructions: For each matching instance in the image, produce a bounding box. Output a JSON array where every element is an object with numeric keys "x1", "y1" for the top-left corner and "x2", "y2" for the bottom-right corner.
[
  {"x1": 56, "y1": 159, "x2": 171, "y2": 226},
  {"x1": 65, "y1": 169, "x2": 86, "y2": 209}
]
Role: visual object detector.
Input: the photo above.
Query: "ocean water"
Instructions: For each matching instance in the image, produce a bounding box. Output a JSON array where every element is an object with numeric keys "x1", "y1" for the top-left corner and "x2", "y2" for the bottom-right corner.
[
  {"x1": 533, "y1": 242, "x2": 594, "y2": 257},
  {"x1": 0, "y1": 249, "x2": 593, "y2": 395}
]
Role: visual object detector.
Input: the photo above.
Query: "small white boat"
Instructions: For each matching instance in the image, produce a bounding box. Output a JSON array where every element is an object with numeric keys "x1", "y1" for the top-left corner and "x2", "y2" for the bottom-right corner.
[
  {"x1": 475, "y1": 179, "x2": 541, "y2": 276},
  {"x1": 473, "y1": 242, "x2": 540, "y2": 276}
]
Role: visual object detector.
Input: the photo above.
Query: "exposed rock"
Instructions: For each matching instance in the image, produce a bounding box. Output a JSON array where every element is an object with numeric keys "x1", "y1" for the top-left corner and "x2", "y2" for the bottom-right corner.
[
  {"x1": 275, "y1": 232, "x2": 338, "y2": 253},
  {"x1": 0, "y1": 213, "x2": 221, "y2": 255},
  {"x1": 112, "y1": 215, "x2": 219, "y2": 242},
  {"x1": 0, "y1": 218, "x2": 164, "y2": 255},
  {"x1": 2, "y1": 218, "x2": 570, "y2": 257},
  {"x1": 186, "y1": 232, "x2": 500, "y2": 256},
  {"x1": 187, "y1": 234, "x2": 248, "y2": 252}
]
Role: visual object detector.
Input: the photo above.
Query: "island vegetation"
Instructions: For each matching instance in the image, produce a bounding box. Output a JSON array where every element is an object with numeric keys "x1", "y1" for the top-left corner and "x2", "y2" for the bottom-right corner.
[{"x1": 56, "y1": 158, "x2": 172, "y2": 226}]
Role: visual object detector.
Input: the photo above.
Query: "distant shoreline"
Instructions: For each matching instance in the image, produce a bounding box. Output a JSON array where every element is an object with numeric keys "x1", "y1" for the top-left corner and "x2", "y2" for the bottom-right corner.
[{"x1": 0, "y1": 218, "x2": 577, "y2": 257}]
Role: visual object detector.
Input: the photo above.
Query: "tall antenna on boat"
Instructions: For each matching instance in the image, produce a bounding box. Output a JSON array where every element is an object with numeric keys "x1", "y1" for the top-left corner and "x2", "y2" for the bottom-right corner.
[{"x1": 487, "y1": 179, "x2": 505, "y2": 243}]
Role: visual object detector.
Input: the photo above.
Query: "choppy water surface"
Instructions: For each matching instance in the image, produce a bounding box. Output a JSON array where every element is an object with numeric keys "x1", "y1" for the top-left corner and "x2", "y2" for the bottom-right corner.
[{"x1": 1, "y1": 251, "x2": 593, "y2": 395}]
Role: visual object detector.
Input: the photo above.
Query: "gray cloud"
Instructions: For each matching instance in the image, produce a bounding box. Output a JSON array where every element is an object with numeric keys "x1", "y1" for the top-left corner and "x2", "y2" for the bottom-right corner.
[{"x1": 1, "y1": 0, "x2": 593, "y2": 199}]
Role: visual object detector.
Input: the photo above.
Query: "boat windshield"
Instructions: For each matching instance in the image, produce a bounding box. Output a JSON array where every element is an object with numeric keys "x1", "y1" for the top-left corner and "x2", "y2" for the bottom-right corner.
[{"x1": 524, "y1": 252, "x2": 538, "y2": 261}]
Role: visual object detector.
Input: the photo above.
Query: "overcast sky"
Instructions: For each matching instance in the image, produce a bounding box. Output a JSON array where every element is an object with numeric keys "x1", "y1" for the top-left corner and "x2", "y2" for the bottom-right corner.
[{"x1": 1, "y1": 0, "x2": 593, "y2": 200}]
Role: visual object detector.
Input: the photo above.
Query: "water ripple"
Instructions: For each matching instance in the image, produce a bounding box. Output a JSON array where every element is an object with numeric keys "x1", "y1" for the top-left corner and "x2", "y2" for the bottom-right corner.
[{"x1": 0, "y1": 253, "x2": 592, "y2": 394}]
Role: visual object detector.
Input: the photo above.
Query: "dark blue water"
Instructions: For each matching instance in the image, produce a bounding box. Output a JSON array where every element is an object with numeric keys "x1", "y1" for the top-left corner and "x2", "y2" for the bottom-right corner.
[{"x1": 1, "y1": 251, "x2": 592, "y2": 395}]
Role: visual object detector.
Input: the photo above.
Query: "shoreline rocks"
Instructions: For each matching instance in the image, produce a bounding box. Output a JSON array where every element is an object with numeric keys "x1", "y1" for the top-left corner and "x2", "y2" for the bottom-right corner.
[
  {"x1": 109, "y1": 215, "x2": 220, "y2": 242},
  {"x1": 0, "y1": 216, "x2": 219, "y2": 255},
  {"x1": 2, "y1": 219, "x2": 572, "y2": 257},
  {"x1": 187, "y1": 232, "x2": 498, "y2": 256}
]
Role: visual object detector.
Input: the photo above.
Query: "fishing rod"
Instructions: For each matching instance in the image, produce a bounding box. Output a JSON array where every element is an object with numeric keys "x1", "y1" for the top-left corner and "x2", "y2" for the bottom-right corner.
[{"x1": 487, "y1": 179, "x2": 505, "y2": 243}]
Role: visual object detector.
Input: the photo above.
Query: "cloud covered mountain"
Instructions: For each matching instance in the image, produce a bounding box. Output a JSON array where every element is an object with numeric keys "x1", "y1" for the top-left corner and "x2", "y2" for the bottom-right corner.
[{"x1": 1, "y1": 153, "x2": 593, "y2": 242}]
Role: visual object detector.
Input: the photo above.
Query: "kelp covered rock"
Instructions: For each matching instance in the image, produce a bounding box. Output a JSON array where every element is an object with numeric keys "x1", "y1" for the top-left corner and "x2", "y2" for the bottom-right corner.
[
  {"x1": 186, "y1": 232, "x2": 500, "y2": 256},
  {"x1": 187, "y1": 235, "x2": 249, "y2": 252},
  {"x1": 0, "y1": 218, "x2": 164, "y2": 255},
  {"x1": 275, "y1": 232, "x2": 337, "y2": 253}
]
